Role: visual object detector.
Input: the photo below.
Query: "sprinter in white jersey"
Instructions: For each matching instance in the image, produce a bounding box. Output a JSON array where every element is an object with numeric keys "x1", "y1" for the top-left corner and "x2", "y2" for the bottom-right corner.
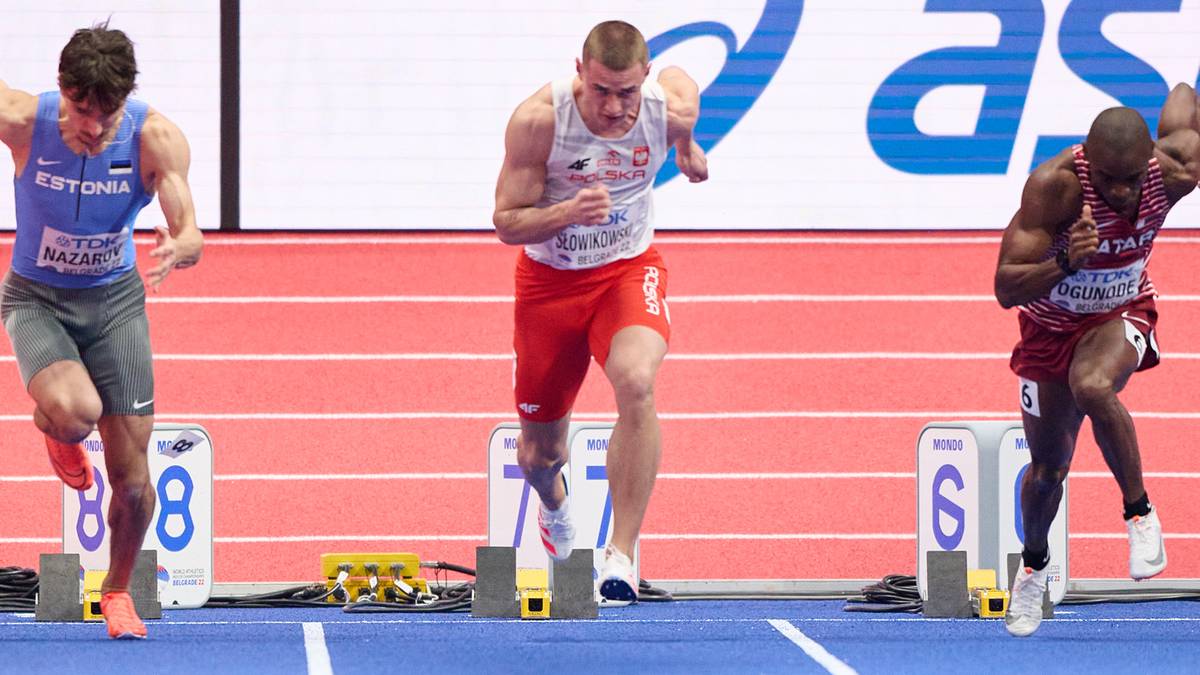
[
  {"x1": 493, "y1": 20, "x2": 707, "y2": 601},
  {"x1": 0, "y1": 24, "x2": 202, "y2": 639},
  {"x1": 995, "y1": 85, "x2": 1200, "y2": 637}
]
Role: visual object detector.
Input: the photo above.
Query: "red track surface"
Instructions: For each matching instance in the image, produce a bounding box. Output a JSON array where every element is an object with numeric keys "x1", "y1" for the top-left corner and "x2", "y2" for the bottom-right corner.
[{"x1": 1, "y1": 232, "x2": 1197, "y2": 582}]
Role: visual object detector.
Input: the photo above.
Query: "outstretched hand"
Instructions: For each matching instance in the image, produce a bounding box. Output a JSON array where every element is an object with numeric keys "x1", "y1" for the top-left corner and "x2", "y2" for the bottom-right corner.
[{"x1": 145, "y1": 225, "x2": 179, "y2": 292}]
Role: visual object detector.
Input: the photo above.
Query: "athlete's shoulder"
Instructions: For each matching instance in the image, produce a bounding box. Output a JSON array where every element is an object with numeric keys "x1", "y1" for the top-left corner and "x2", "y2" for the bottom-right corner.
[
  {"x1": 139, "y1": 107, "x2": 191, "y2": 176},
  {"x1": 1153, "y1": 128, "x2": 1200, "y2": 201},
  {"x1": 1018, "y1": 148, "x2": 1081, "y2": 230},
  {"x1": 1026, "y1": 147, "x2": 1080, "y2": 199},
  {"x1": 506, "y1": 83, "x2": 556, "y2": 147},
  {"x1": 0, "y1": 83, "x2": 39, "y2": 148}
]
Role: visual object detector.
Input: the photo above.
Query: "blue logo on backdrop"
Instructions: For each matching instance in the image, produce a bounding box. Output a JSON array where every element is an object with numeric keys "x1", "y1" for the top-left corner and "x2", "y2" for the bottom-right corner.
[
  {"x1": 932, "y1": 464, "x2": 966, "y2": 550},
  {"x1": 647, "y1": 1, "x2": 803, "y2": 186},
  {"x1": 1014, "y1": 462, "x2": 1030, "y2": 543},
  {"x1": 868, "y1": 0, "x2": 1189, "y2": 174}
]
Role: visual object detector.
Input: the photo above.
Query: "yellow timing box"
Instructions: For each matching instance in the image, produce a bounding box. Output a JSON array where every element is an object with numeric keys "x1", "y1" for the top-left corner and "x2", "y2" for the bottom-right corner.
[
  {"x1": 320, "y1": 553, "x2": 429, "y2": 603},
  {"x1": 972, "y1": 588, "x2": 1010, "y2": 618},
  {"x1": 966, "y1": 568, "x2": 1008, "y2": 618},
  {"x1": 966, "y1": 568, "x2": 997, "y2": 590},
  {"x1": 517, "y1": 568, "x2": 550, "y2": 619},
  {"x1": 82, "y1": 570, "x2": 107, "y2": 622}
]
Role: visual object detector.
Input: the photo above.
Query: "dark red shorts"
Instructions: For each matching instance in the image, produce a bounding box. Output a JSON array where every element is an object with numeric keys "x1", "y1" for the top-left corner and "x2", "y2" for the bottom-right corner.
[
  {"x1": 1010, "y1": 296, "x2": 1160, "y2": 383},
  {"x1": 512, "y1": 247, "x2": 670, "y2": 422}
]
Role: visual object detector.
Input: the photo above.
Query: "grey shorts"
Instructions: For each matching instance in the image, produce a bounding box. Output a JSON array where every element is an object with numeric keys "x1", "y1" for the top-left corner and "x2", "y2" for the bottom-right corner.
[{"x1": 1, "y1": 269, "x2": 154, "y2": 416}]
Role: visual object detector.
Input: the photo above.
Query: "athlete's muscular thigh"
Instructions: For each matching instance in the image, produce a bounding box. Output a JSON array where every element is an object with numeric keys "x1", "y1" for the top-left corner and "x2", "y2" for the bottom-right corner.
[
  {"x1": 1021, "y1": 378, "x2": 1084, "y2": 469},
  {"x1": 1069, "y1": 318, "x2": 1141, "y2": 397}
]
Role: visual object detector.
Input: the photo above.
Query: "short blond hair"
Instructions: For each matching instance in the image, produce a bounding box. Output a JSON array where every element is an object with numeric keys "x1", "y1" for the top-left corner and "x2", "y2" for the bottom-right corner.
[{"x1": 582, "y1": 21, "x2": 648, "y2": 71}]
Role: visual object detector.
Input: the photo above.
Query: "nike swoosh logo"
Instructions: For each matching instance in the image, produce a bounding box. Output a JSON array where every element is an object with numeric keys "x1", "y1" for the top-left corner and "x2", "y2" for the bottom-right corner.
[
  {"x1": 36, "y1": 157, "x2": 62, "y2": 166},
  {"x1": 133, "y1": 399, "x2": 154, "y2": 409}
]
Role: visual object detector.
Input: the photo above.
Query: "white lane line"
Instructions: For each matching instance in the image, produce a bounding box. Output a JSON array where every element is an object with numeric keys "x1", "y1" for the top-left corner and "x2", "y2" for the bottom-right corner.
[
  {"x1": 2, "y1": 616, "x2": 1199, "y2": 627},
  {"x1": 4, "y1": 410, "x2": 1200, "y2": 422},
  {"x1": 11, "y1": 351, "x2": 1200, "y2": 363},
  {"x1": 6, "y1": 532, "x2": 1200, "y2": 546},
  {"x1": 10, "y1": 471, "x2": 1200, "y2": 483},
  {"x1": 302, "y1": 622, "x2": 334, "y2": 675},
  {"x1": 0, "y1": 352, "x2": 1011, "y2": 363},
  {"x1": 768, "y1": 619, "x2": 858, "y2": 675},
  {"x1": 8, "y1": 234, "x2": 1200, "y2": 246},
  {"x1": 126, "y1": 293, "x2": 1200, "y2": 304},
  {"x1": 0, "y1": 352, "x2": 1005, "y2": 363}
]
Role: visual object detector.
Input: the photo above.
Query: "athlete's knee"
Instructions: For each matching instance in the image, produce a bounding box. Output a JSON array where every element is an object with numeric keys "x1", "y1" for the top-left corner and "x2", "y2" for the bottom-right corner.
[
  {"x1": 517, "y1": 434, "x2": 567, "y2": 475},
  {"x1": 608, "y1": 361, "x2": 658, "y2": 409},
  {"x1": 38, "y1": 392, "x2": 101, "y2": 441},
  {"x1": 106, "y1": 471, "x2": 154, "y2": 515},
  {"x1": 1070, "y1": 371, "x2": 1118, "y2": 414},
  {"x1": 1025, "y1": 462, "x2": 1069, "y2": 496}
]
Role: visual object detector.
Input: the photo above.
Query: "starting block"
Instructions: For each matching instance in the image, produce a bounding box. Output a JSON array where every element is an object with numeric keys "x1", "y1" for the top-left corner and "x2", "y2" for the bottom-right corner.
[
  {"x1": 35, "y1": 550, "x2": 162, "y2": 622},
  {"x1": 917, "y1": 421, "x2": 1068, "y2": 606},
  {"x1": 922, "y1": 551, "x2": 1032, "y2": 620},
  {"x1": 472, "y1": 546, "x2": 598, "y2": 619}
]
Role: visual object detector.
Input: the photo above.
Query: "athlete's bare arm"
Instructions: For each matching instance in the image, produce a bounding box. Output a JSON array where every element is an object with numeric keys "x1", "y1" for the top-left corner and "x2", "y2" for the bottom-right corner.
[
  {"x1": 1154, "y1": 83, "x2": 1200, "y2": 202},
  {"x1": 493, "y1": 85, "x2": 611, "y2": 245},
  {"x1": 140, "y1": 109, "x2": 202, "y2": 290},
  {"x1": 0, "y1": 80, "x2": 38, "y2": 164},
  {"x1": 995, "y1": 152, "x2": 1093, "y2": 309},
  {"x1": 657, "y1": 66, "x2": 707, "y2": 183}
]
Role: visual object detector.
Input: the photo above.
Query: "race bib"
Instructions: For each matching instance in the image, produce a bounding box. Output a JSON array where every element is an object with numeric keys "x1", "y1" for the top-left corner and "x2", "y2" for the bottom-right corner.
[
  {"x1": 547, "y1": 201, "x2": 649, "y2": 269},
  {"x1": 37, "y1": 225, "x2": 129, "y2": 276},
  {"x1": 1049, "y1": 258, "x2": 1145, "y2": 314}
]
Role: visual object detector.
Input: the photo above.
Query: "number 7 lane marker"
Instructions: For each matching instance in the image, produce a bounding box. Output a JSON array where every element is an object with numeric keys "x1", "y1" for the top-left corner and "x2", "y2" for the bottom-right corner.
[
  {"x1": 302, "y1": 622, "x2": 334, "y2": 675},
  {"x1": 768, "y1": 619, "x2": 857, "y2": 675}
]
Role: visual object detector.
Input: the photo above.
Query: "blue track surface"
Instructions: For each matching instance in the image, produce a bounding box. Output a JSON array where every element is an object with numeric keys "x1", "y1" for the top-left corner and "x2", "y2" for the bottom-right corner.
[{"x1": 1, "y1": 600, "x2": 1197, "y2": 674}]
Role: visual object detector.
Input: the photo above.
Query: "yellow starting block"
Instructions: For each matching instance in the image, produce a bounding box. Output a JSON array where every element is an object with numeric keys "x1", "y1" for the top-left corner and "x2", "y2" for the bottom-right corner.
[
  {"x1": 967, "y1": 568, "x2": 1009, "y2": 619},
  {"x1": 82, "y1": 570, "x2": 107, "y2": 622},
  {"x1": 517, "y1": 568, "x2": 550, "y2": 619}
]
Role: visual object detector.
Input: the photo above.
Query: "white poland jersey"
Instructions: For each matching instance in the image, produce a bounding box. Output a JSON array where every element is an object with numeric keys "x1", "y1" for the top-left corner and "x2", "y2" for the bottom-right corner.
[{"x1": 524, "y1": 76, "x2": 669, "y2": 270}]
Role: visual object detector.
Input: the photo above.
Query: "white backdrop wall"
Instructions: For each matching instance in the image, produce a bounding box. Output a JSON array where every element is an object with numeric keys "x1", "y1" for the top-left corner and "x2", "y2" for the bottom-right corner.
[
  {"x1": 4, "y1": 1, "x2": 1200, "y2": 231},
  {"x1": 0, "y1": 2, "x2": 221, "y2": 231}
]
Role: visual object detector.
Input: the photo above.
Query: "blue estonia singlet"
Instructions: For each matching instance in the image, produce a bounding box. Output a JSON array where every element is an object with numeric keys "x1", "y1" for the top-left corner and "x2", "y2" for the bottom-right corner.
[{"x1": 11, "y1": 92, "x2": 152, "y2": 288}]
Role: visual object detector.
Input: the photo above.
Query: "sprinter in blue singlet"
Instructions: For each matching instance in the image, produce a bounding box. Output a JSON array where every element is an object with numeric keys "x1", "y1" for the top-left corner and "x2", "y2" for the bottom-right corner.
[{"x1": 0, "y1": 23, "x2": 203, "y2": 639}]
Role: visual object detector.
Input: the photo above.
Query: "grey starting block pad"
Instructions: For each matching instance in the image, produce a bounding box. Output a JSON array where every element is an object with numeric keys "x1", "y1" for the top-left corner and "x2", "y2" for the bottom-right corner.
[
  {"x1": 36, "y1": 550, "x2": 161, "y2": 622},
  {"x1": 550, "y1": 549, "x2": 598, "y2": 619},
  {"x1": 923, "y1": 550, "x2": 972, "y2": 618},
  {"x1": 132, "y1": 549, "x2": 162, "y2": 619},
  {"x1": 35, "y1": 553, "x2": 83, "y2": 622},
  {"x1": 472, "y1": 546, "x2": 519, "y2": 618}
]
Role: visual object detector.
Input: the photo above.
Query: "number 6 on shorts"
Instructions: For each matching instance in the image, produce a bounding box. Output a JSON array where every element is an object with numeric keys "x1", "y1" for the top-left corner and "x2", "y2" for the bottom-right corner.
[{"x1": 1019, "y1": 377, "x2": 1040, "y2": 417}]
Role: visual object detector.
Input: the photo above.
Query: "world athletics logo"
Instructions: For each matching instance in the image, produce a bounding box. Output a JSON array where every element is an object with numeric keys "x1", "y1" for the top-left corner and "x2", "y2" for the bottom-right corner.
[{"x1": 648, "y1": 0, "x2": 802, "y2": 186}]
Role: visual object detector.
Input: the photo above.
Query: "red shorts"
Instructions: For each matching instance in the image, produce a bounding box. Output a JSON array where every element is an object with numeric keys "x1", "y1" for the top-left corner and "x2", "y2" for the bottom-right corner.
[
  {"x1": 513, "y1": 247, "x2": 670, "y2": 422},
  {"x1": 1010, "y1": 297, "x2": 1160, "y2": 383}
]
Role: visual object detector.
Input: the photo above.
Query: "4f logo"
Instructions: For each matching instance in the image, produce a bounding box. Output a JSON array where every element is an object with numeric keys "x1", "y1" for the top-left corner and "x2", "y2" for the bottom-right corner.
[{"x1": 568, "y1": 158, "x2": 590, "y2": 171}]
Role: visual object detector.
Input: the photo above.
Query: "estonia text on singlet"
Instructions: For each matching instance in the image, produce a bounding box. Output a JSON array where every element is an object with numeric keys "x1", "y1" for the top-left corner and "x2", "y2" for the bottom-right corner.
[
  {"x1": 524, "y1": 77, "x2": 669, "y2": 270},
  {"x1": 10, "y1": 91, "x2": 152, "y2": 289},
  {"x1": 1019, "y1": 145, "x2": 1173, "y2": 331}
]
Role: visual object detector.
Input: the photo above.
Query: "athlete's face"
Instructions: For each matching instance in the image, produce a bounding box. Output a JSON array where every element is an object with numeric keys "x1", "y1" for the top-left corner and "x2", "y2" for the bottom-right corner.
[
  {"x1": 576, "y1": 57, "x2": 649, "y2": 134},
  {"x1": 58, "y1": 89, "x2": 125, "y2": 153},
  {"x1": 1086, "y1": 140, "x2": 1153, "y2": 215}
]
